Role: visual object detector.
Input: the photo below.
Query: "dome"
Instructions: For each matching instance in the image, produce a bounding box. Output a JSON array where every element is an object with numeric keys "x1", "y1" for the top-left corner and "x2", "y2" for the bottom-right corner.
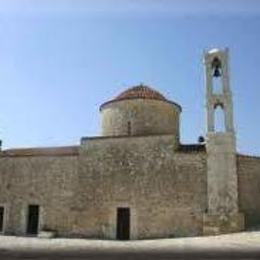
[
  {"x1": 100, "y1": 84, "x2": 180, "y2": 111},
  {"x1": 99, "y1": 84, "x2": 181, "y2": 139},
  {"x1": 115, "y1": 85, "x2": 167, "y2": 102}
]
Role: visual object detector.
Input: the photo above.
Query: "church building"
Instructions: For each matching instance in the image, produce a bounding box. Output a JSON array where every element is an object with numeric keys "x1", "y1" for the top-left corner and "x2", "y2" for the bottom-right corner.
[{"x1": 0, "y1": 48, "x2": 259, "y2": 240}]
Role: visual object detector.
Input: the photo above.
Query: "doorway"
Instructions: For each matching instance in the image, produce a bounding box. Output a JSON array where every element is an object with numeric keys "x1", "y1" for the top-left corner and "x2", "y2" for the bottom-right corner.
[
  {"x1": 116, "y1": 207, "x2": 130, "y2": 240},
  {"x1": 0, "y1": 207, "x2": 4, "y2": 232},
  {"x1": 26, "y1": 205, "x2": 39, "y2": 235}
]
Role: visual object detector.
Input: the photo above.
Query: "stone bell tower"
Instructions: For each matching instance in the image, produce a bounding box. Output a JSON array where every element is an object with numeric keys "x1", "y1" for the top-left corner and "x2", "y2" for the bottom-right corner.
[{"x1": 203, "y1": 48, "x2": 244, "y2": 235}]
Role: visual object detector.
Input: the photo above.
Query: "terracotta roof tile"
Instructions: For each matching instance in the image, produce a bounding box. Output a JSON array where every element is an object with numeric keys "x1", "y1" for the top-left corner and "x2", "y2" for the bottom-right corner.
[
  {"x1": 115, "y1": 85, "x2": 167, "y2": 101},
  {"x1": 100, "y1": 84, "x2": 181, "y2": 111},
  {"x1": 237, "y1": 154, "x2": 260, "y2": 160},
  {"x1": 0, "y1": 146, "x2": 79, "y2": 157}
]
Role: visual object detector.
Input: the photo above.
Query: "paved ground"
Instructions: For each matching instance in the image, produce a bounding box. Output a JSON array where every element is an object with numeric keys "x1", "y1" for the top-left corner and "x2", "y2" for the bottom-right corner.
[{"x1": 0, "y1": 231, "x2": 260, "y2": 259}]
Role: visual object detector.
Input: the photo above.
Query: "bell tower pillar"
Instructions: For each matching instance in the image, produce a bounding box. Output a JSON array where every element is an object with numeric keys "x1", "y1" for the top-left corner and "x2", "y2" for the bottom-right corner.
[{"x1": 203, "y1": 48, "x2": 244, "y2": 235}]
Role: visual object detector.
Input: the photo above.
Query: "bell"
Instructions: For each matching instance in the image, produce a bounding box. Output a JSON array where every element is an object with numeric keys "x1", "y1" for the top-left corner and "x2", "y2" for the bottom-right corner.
[{"x1": 213, "y1": 66, "x2": 221, "y2": 77}]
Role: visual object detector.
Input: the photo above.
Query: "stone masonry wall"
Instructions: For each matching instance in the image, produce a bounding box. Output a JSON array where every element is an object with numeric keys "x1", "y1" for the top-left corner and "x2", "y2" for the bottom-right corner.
[
  {"x1": 101, "y1": 99, "x2": 180, "y2": 141},
  {"x1": 0, "y1": 135, "x2": 207, "y2": 239},
  {"x1": 0, "y1": 155, "x2": 78, "y2": 236},
  {"x1": 237, "y1": 155, "x2": 260, "y2": 228},
  {"x1": 74, "y1": 135, "x2": 207, "y2": 239},
  {"x1": 206, "y1": 133, "x2": 238, "y2": 214}
]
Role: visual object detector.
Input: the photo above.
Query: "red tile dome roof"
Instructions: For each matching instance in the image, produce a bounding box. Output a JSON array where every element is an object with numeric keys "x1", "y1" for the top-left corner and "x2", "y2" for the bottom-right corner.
[
  {"x1": 115, "y1": 85, "x2": 167, "y2": 102},
  {"x1": 100, "y1": 84, "x2": 181, "y2": 111}
]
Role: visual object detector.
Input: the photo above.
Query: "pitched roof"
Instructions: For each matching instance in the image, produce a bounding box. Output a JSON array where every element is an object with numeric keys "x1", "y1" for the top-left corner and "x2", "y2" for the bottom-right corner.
[{"x1": 0, "y1": 146, "x2": 79, "y2": 157}]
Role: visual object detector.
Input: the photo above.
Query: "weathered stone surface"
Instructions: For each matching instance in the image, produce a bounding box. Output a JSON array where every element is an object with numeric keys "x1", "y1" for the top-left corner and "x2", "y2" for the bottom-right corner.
[
  {"x1": 203, "y1": 48, "x2": 246, "y2": 236},
  {"x1": 237, "y1": 155, "x2": 260, "y2": 228},
  {"x1": 73, "y1": 134, "x2": 207, "y2": 239},
  {"x1": 0, "y1": 155, "x2": 78, "y2": 236},
  {"x1": 0, "y1": 134, "x2": 259, "y2": 239},
  {"x1": 101, "y1": 99, "x2": 180, "y2": 142},
  {"x1": 0, "y1": 134, "x2": 208, "y2": 239},
  {"x1": 203, "y1": 213, "x2": 244, "y2": 236},
  {"x1": 206, "y1": 133, "x2": 239, "y2": 214}
]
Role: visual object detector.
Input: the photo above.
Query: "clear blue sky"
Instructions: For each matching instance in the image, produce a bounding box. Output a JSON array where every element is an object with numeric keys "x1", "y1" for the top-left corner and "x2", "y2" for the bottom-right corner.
[{"x1": 0, "y1": 0, "x2": 260, "y2": 155}]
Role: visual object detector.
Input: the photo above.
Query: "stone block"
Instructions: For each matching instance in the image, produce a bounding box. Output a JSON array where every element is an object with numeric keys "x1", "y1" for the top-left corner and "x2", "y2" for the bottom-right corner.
[{"x1": 203, "y1": 213, "x2": 244, "y2": 236}]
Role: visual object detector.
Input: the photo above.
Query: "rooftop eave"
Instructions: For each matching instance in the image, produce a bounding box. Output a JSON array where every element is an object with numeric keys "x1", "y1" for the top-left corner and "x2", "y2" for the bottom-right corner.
[{"x1": 99, "y1": 97, "x2": 182, "y2": 112}]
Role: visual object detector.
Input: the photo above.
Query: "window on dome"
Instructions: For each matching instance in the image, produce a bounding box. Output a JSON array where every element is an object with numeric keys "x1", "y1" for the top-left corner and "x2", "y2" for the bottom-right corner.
[{"x1": 127, "y1": 121, "x2": 132, "y2": 136}]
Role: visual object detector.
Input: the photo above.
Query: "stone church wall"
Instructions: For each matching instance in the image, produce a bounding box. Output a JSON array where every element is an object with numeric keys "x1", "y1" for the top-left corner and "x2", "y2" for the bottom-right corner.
[
  {"x1": 0, "y1": 155, "x2": 78, "y2": 236},
  {"x1": 2, "y1": 141, "x2": 260, "y2": 238},
  {"x1": 237, "y1": 155, "x2": 260, "y2": 227},
  {"x1": 74, "y1": 134, "x2": 207, "y2": 239}
]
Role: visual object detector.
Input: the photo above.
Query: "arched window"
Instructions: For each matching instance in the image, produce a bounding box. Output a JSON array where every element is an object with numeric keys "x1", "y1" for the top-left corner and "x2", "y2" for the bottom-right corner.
[
  {"x1": 212, "y1": 57, "x2": 223, "y2": 93},
  {"x1": 214, "y1": 104, "x2": 225, "y2": 132}
]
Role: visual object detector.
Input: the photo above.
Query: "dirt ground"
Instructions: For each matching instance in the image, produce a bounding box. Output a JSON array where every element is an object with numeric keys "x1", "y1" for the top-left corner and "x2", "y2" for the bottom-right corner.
[{"x1": 0, "y1": 231, "x2": 260, "y2": 259}]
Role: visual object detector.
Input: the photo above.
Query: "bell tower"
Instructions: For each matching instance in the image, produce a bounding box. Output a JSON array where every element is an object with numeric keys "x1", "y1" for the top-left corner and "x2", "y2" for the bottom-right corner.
[
  {"x1": 205, "y1": 48, "x2": 234, "y2": 133},
  {"x1": 203, "y1": 48, "x2": 244, "y2": 235}
]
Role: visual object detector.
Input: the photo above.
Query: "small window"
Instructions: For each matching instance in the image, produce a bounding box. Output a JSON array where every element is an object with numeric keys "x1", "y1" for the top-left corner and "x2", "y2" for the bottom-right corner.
[
  {"x1": 0, "y1": 206, "x2": 5, "y2": 232},
  {"x1": 127, "y1": 121, "x2": 132, "y2": 136}
]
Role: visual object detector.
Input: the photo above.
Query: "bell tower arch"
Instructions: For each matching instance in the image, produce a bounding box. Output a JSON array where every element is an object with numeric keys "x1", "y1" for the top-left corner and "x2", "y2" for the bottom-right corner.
[
  {"x1": 203, "y1": 48, "x2": 244, "y2": 235},
  {"x1": 204, "y1": 48, "x2": 234, "y2": 133}
]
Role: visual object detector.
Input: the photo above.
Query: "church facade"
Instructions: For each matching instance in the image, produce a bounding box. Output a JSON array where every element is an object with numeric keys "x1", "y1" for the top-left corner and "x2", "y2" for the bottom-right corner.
[{"x1": 0, "y1": 48, "x2": 259, "y2": 240}]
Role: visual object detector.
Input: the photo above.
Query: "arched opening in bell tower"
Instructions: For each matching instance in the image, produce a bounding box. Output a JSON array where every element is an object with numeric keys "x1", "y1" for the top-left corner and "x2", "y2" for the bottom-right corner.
[
  {"x1": 214, "y1": 104, "x2": 225, "y2": 133},
  {"x1": 211, "y1": 57, "x2": 223, "y2": 94}
]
